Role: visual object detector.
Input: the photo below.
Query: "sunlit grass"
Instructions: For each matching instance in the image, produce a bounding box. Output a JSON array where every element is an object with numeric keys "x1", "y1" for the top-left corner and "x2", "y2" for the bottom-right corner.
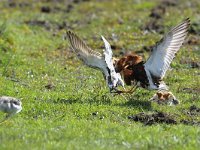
[{"x1": 0, "y1": 0, "x2": 199, "y2": 149}]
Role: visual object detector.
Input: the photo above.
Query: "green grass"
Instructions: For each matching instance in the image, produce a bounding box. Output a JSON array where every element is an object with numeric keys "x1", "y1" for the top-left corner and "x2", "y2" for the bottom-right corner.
[{"x1": 0, "y1": 0, "x2": 200, "y2": 149}]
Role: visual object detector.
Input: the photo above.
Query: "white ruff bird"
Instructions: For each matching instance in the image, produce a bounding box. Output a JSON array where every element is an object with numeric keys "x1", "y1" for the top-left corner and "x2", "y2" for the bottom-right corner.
[
  {"x1": 66, "y1": 31, "x2": 125, "y2": 92},
  {"x1": 0, "y1": 96, "x2": 22, "y2": 121}
]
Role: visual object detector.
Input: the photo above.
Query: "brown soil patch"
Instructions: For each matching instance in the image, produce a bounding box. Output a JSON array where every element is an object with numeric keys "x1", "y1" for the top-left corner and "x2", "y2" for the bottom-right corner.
[{"x1": 128, "y1": 112, "x2": 177, "y2": 125}]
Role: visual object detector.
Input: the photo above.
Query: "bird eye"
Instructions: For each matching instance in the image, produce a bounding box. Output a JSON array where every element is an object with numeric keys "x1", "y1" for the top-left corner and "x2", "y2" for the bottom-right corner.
[
  {"x1": 173, "y1": 99, "x2": 179, "y2": 105},
  {"x1": 13, "y1": 101, "x2": 19, "y2": 105}
]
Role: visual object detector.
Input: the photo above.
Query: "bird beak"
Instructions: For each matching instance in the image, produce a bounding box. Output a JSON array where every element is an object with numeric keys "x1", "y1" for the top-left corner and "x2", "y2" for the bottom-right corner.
[
  {"x1": 172, "y1": 99, "x2": 180, "y2": 105},
  {"x1": 124, "y1": 65, "x2": 129, "y2": 69}
]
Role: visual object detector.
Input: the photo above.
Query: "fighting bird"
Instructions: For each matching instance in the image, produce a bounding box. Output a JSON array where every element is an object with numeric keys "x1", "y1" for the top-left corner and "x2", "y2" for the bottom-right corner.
[
  {"x1": 114, "y1": 18, "x2": 190, "y2": 104},
  {"x1": 66, "y1": 30, "x2": 126, "y2": 92},
  {"x1": 115, "y1": 18, "x2": 190, "y2": 91},
  {"x1": 0, "y1": 96, "x2": 22, "y2": 122}
]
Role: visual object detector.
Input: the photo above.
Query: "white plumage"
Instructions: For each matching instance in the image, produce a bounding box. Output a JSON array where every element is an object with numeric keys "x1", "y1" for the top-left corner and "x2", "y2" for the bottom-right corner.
[
  {"x1": 144, "y1": 18, "x2": 190, "y2": 90},
  {"x1": 67, "y1": 31, "x2": 124, "y2": 91},
  {"x1": 101, "y1": 36, "x2": 124, "y2": 89},
  {"x1": 0, "y1": 96, "x2": 22, "y2": 120}
]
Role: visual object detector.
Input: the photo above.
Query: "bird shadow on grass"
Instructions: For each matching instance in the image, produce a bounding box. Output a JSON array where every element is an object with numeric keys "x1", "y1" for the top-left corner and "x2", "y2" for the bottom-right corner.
[
  {"x1": 53, "y1": 97, "x2": 81, "y2": 105},
  {"x1": 52, "y1": 93, "x2": 152, "y2": 110},
  {"x1": 120, "y1": 100, "x2": 152, "y2": 110},
  {"x1": 117, "y1": 98, "x2": 152, "y2": 111},
  {"x1": 51, "y1": 90, "x2": 152, "y2": 110},
  {"x1": 52, "y1": 94, "x2": 112, "y2": 106}
]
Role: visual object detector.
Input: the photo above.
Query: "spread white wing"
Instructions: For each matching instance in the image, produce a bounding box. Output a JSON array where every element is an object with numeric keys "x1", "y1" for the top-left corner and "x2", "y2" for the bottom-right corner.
[
  {"x1": 101, "y1": 36, "x2": 124, "y2": 88},
  {"x1": 66, "y1": 31, "x2": 124, "y2": 90},
  {"x1": 66, "y1": 31, "x2": 108, "y2": 75},
  {"x1": 144, "y1": 18, "x2": 190, "y2": 79}
]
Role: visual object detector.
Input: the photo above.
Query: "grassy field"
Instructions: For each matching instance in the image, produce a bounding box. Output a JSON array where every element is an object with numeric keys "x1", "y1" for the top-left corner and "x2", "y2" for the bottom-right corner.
[{"x1": 0, "y1": 0, "x2": 199, "y2": 149}]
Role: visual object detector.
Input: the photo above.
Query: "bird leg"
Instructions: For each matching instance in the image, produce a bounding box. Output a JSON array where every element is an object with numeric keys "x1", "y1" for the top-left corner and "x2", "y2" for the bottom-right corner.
[{"x1": 111, "y1": 82, "x2": 138, "y2": 95}]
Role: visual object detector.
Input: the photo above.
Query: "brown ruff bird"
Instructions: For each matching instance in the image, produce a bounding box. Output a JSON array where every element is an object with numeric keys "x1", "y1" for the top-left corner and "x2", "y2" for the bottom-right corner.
[{"x1": 115, "y1": 18, "x2": 190, "y2": 91}]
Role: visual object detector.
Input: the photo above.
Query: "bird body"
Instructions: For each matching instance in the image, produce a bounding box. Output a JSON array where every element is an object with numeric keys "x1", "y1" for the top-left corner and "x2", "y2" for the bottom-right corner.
[
  {"x1": 67, "y1": 31, "x2": 124, "y2": 91},
  {"x1": 116, "y1": 56, "x2": 167, "y2": 90},
  {"x1": 150, "y1": 90, "x2": 179, "y2": 105},
  {"x1": 115, "y1": 18, "x2": 190, "y2": 91},
  {"x1": 0, "y1": 96, "x2": 22, "y2": 116}
]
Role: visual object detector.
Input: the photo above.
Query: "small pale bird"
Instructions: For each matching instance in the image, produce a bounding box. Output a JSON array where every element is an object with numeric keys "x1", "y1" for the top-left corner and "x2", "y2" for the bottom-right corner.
[
  {"x1": 149, "y1": 90, "x2": 179, "y2": 105},
  {"x1": 0, "y1": 96, "x2": 22, "y2": 122},
  {"x1": 66, "y1": 31, "x2": 125, "y2": 92}
]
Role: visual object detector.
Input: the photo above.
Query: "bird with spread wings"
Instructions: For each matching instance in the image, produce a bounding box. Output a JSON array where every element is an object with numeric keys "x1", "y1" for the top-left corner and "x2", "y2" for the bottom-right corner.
[
  {"x1": 66, "y1": 18, "x2": 190, "y2": 104},
  {"x1": 66, "y1": 30, "x2": 126, "y2": 93}
]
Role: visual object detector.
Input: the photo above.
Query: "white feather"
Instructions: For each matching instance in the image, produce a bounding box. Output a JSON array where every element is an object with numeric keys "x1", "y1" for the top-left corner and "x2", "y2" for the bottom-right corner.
[
  {"x1": 144, "y1": 19, "x2": 190, "y2": 80},
  {"x1": 101, "y1": 36, "x2": 124, "y2": 88},
  {"x1": 67, "y1": 31, "x2": 124, "y2": 91},
  {"x1": 67, "y1": 31, "x2": 109, "y2": 77}
]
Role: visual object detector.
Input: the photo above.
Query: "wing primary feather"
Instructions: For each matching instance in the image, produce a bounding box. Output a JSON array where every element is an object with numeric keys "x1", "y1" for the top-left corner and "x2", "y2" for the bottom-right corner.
[
  {"x1": 172, "y1": 30, "x2": 188, "y2": 37},
  {"x1": 144, "y1": 18, "x2": 190, "y2": 80},
  {"x1": 101, "y1": 35, "x2": 125, "y2": 89},
  {"x1": 66, "y1": 30, "x2": 102, "y2": 57},
  {"x1": 66, "y1": 30, "x2": 108, "y2": 73},
  {"x1": 171, "y1": 18, "x2": 190, "y2": 31}
]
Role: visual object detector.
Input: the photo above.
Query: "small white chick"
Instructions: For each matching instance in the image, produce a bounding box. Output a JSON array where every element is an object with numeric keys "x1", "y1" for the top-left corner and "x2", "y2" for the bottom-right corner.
[{"x1": 0, "y1": 96, "x2": 22, "y2": 119}]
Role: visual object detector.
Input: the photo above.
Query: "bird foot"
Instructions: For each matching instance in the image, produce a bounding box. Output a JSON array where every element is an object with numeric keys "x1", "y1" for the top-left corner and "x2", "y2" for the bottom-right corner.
[{"x1": 111, "y1": 85, "x2": 138, "y2": 95}]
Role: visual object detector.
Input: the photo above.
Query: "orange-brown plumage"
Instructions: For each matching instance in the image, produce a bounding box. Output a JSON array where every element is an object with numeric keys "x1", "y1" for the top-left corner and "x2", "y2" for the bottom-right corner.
[
  {"x1": 115, "y1": 54, "x2": 143, "y2": 72},
  {"x1": 115, "y1": 18, "x2": 190, "y2": 91},
  {"x1": 114, "y1": 54, "x2": 149, "y2": 87}
]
